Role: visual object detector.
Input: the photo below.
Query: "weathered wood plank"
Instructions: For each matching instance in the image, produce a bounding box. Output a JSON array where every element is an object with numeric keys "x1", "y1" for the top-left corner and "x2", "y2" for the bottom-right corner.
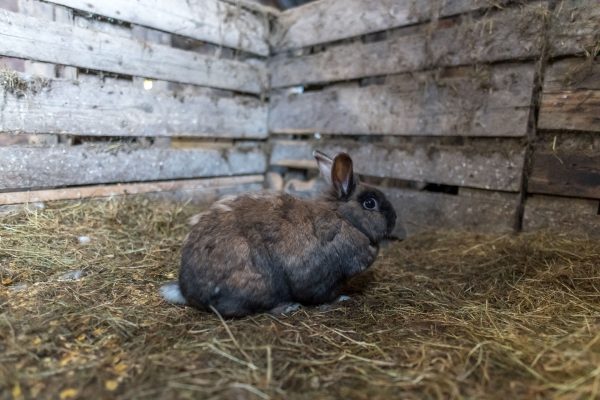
[
  {"x1": 538, "y1": 58, "x2": 600, "y2": 132},
  {"x1": 0, "y1": 74, "x2": 268, "y2": 138},
  {"x1": 386, "y1": 187, "x2": 519, "y2": 235},
  {"x1": 0, "y1": 175, "x2": 264, "y2": 206},
  {"x1": 220, "y1": 0, "x2": 280, "y2": 16},
  {"x1": 523, "y1": 195, "x2": 600, "y2": 237},
  {"x1": 272, "y1": 0, "x2": 505, "y2": 52},
  {"x1": 539, "y1": 91, "x2": 600, "y2": 132},
  {"x1": 549, "y1": 0, "x2": 600, "y2": 57},
  {"x1": 0, "y1": 144, "x2": 267, "y2": 190},
  {"x1": 529, "y1": 151, "x2": 600, "y2": 199},
  {"x1": 272, "y1": 0, "x2": 428, "y2": 52},
  {"x1": 270, "y1": 139, "x2": 525, "y2": 192},
  {"x1": 46, "y1": 0, "x2": 270, "y2": 56},
  {"x1": 270, "y1": 31, "x2": 427, "y2": 88},
  {"x1": 271, "y1": 3, "x2": 546, "y2": 88},
  {"x1": 269, "y1": 64, "x2": 534, "y2": 137},
  {"x1": 0, "y1": 9, "x2": 266, "y2": 94},
  {"x1": 0, "y1": 133, "x2": 57, "y2": 145}
]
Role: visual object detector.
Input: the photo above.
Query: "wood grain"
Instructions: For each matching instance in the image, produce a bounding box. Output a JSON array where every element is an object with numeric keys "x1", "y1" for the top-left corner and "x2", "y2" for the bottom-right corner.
[
  {"x1": 386, "y1": 187, "x2": 519, "y2": 235},
  {"x1": 270, "y1": 139, "x2": 526, "y2": 192},
  {"x1": 529, "y1": 151, "x2": 600, "y2": 199},
  {"x1": 0, "y1": 9, "x2": 267, "y2": 93},
  {"x1": 269, "y1": 64, "x2": 534, "y2": 137},
  {"x1": 0, "y1": 175, "x2": 264, "y2": 205},
  {"x1": 272, "y1": 0, "x2": 507, "y2": 52},
  {"x1": 523, "y1": 195, "x2": 600, "y2": 237},
  {"x1": 538, "y1": 58, "x2": 600, "y2": 132},
  {"x1": 46, "y1": 0, "x2": 270, "y2": 56},
  {"x1": 0, "y1": 74, "x2": 268, "y2": 138},
  {"x1": 271, "y1": 3, "x2": 547, "y2": 88},
  {"x1": 0, "y1": 144, "x2": 267, "y2": 190},
  {"x1": 549, "y1": 0, "x2": 600, "y2": 57}
]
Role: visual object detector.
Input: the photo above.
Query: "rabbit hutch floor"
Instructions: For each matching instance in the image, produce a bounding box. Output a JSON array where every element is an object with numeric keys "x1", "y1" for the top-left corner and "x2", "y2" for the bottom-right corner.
[{"x1": 1, "y1": 198, "x2": 599, "y2": 400}]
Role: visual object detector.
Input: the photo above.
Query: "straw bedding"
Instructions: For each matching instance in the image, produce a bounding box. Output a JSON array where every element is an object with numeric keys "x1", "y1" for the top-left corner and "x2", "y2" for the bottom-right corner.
[{"x1": 1, "y1": 198, "x2": 599, "y2": 399}]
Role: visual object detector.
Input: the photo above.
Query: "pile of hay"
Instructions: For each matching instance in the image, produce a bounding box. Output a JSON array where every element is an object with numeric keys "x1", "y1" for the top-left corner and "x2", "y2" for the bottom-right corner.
[{"x1": 1, "y1": 199, "x2": 599, "y2": 399}]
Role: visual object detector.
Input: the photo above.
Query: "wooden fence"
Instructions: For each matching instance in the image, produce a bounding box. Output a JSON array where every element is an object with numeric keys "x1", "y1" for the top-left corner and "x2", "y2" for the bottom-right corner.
[
  {"x1": 0, "y1": 0, "x2": 270, "y2": 204},
  {"x1": 269, "y1": 0, "x2": 599, "y2": 236},
  {"x1": 0, "y1": 0, "x2": 598, "y2": 236}
]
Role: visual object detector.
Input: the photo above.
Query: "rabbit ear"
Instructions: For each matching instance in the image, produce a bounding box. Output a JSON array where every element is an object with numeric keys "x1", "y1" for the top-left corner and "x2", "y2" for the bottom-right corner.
[
  {"x1": 313, "y1": 150, "x2": 333, "y2": 185},
  {"x1": 332, "y1": 152, "x2": 355, "y2": 199}
]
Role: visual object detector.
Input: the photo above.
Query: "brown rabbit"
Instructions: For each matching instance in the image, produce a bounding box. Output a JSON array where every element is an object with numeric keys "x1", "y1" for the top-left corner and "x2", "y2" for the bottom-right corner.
[{"x1": 160, "y1": 150, "x2": 397, "y2": 317}]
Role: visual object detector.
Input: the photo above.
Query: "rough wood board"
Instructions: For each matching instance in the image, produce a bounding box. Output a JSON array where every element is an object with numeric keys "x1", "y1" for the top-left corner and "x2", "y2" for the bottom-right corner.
[
  {"x1": 0, "y1": 74, "x2": 268, "y2": 138},
  {"x1": 269, "y1": 63, "x2": 534, "y2": 137},
  {"x1": 0, "y1": 144, "x2": 267, "y2": 190},
  {"x1": 386, "y1": 187, "x2": 519, "y2": 235},
  {"x1": 270, "y1": 139, "x2": 525, "y2": 191},
  {"x1": 529, "y1": 151, "x2": 600, "y2": 199},
  {"x1": 220, "y1": 0, "x2": 280, "y2": 16},
  {"x1": 523, "y1": 195, "x2": 600, "y2": 237},
  {"x1": 0, "y1": 9, "x2": 266, "y2": 94},
  {"x1": 270, "y1": 31, "x2": 427, "y2": 88},
  {"x1": 272, "y1": 0, "x2": 504, "y2": 52},
  {"x1": 539, "y1": 91, "x2": 600, "y2": 132},
  {"x1": 271, "y1": 3, "x2": 546, "y2": 88},
  {"x1": 428, "y1": 3, "x2": 547, "y2": 67},
  {"x1": 46, "y1": 0, "x2": 269, "y2": 56},
  {"x1": 549, "y1": 0, "x2": 600, "y2": 57},
  {"x1": 0, "y1": 133, "x2": 57, "y2": 145},
  {"x1": 538, "y1": 58, "x2": 600, "y2": 132},
  {"x1": 0, "y1": 175, "x2": 264, "y2": 205}
]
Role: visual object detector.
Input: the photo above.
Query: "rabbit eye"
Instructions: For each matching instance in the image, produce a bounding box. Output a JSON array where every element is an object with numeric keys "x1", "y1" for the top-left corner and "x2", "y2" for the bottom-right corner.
[{"x1": 362, "y1": 198, "x2": 377, "y2": 210}]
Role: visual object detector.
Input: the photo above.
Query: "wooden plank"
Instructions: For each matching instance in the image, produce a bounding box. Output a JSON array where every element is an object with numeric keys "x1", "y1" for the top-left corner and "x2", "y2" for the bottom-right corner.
[
  {"x1": 0, "y1": 73, "x2": 268, "y2": 138},
  {"x1": 272, "y1": 0, "x2": 503, "y2": 52},
  {"x1": 542, "y1": 58, "x2": 600, "y2": 92},
  {"x1": 538, "y1": 58, "x2": 600, "y2": 132},
  {"x1": 270, "y1": 30, "x2": 427, "y2": 88},
  {"x1": 0, "y1": 9, "x2": 266, "y2": 94},
  {"x1": 269, "y1": 63, "x2": 534, "y2": 137},
  {"x1": 46, "y1": 0, "x2": 269, "y2": 56},
  {"x1": 270, "y1": 139, "x2": 525, "y2": 191},
  {"x1": 0, "y1": 144, "x2": 267, "y2": 190},
  {"x1": 428, "y1": 3, "x2": 547, "y2": 67},
  {"x1": 271, "y1": 3, "x2": 546, "y2": 88},
  {"x1": 529, "y1": 151, "x2": 600, "y2": 199},
  {"x1": 273, "y1": 0, "x2": 428, "y2": 52},
  {"x1": 18, "y1": 0, "x2": 60, "y2": 78},
  {"x1": 549, "y1": 0, "x2": 600, "y2": 57},
  {"x1": 0, "y1": 133, "x2": 57, "y2": 145},
  {"x1": 523, "y1": 195, "x2": 600, "y2": 237},
  {"x1": 218, "y1": 0, "x2": 280, "y2": 17},
  {"x1": 0, "y1": 175, "x2": 264, "y2": 205},
  {"x1": 385, "y1": 187, "x2": 519, "y2": 235}
]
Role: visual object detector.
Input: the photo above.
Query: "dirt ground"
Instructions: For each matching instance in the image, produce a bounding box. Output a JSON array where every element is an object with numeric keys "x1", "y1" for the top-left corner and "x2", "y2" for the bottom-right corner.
[{"x1": 1, "y1": 198, "x2": 599, "y2": 400}]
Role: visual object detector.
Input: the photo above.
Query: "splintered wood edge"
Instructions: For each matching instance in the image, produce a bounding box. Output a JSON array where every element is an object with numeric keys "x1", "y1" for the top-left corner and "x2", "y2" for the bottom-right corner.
[{"x1": 0, "y1": 175, "x2": 264, "y2": 206}]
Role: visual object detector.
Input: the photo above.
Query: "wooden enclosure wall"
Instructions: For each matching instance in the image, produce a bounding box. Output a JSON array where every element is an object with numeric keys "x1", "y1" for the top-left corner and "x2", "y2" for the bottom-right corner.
[
  {"x1": 525, "y1": 0, "x2": 600, "y2": 235},
  {"x1": 0, "y1": 0, "x2": 271, "y2": 205},
  {"x1": 1, "y1": 0, "x2": 597, "y2": 236},
  {"x1": 268, "y1": 0, "x2": 599, "y2": 236}
]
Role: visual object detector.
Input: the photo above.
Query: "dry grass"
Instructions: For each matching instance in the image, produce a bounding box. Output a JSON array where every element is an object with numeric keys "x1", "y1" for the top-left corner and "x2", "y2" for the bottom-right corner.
[
  {"x1": 1, "y1": 198, "x2": 599, "y2": 400},
  {"x1": 0, "y1": 68, "x2": 49, "y2": 98}
]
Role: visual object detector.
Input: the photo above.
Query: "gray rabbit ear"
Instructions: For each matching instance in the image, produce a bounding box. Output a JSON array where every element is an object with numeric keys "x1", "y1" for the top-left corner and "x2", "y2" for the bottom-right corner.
[
  {"x1": 332, "y1": 152, "x2": 355, "y2": 199},
  {"x1": 313, "y1": 150, "x2": 333, "y2": 185}
]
